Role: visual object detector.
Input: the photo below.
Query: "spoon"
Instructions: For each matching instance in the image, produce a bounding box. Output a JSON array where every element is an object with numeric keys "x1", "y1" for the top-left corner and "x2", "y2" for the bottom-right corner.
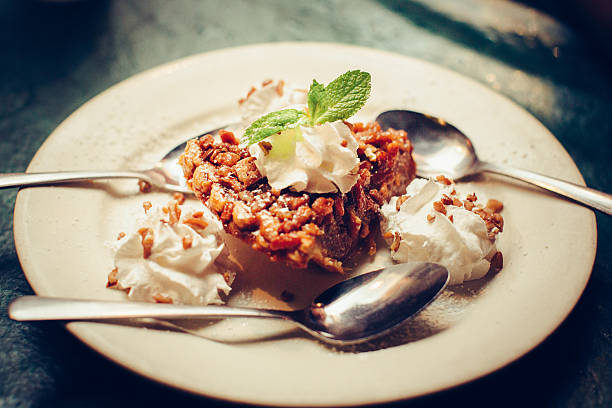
[
  {"x1": 9, "y1": 262, "x2": 449, "y2": 345},
  {"x1": 376, "y1": 110, "x2": 612, "y2": 215}
]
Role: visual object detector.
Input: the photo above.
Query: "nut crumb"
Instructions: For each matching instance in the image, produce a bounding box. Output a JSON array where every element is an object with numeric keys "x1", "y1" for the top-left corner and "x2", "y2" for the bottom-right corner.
[
  {"x1": 153, "y1": 293, "x2": 173, "y2": 304},
  {"x1": 138, "y1": 180, "x2": 151, "y2": 193},
  {"x1": 486, "y1": 199, "x2": 504, "y2": 213},
  {"x1": 433, "y1": 200, "x2": 447, "y2": 215},
  {"x1": 106, "y1": 267, "x2": 118, "y2": 287},
  {"x1": 395, "y1": 195, "x2": 410, "y2": 211},
  {"x1": 259, "y1": 141, "x2": 272, "y2": 155},
  {"x1": 427, "y1": 213, "x2": 436, "y2": 223},
  {"x1": 117, "y1": 232, "x2": 126, "y2": 240},
  {"x1": 143, "y1": 201, "x2": 152, "y2": 213},
  {"x1": 137, "y1": 227, "x2": 154, "y2": 259},
  {"x1": 390, "y1": 232, "x2": 401, "y2": 251},
  {"x1": 466, "y1": 193, "x2": 477, "y2": 202},
  {"x1": 173, "y1": 192, "x2": 185, "y2": 205},
  {"x1": 436, "y1": 175, "x2": 452, "y2": 185},
  {"x1": 182, "y1": 235, "x2": 193, "y2": 249},
  {"x1": 183, "y1": 217, "x2": 209, "y2": 230},
  {"x1": 275, "y1": 80, "x2": 285, "y2": 96}
]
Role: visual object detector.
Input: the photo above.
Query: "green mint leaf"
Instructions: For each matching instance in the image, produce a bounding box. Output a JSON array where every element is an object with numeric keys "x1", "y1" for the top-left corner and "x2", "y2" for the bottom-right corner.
[
  {"x1": 307, "y1": 79, "x2": 326, "y2": 125},
  {"x1": 242, "y1": 109, "x2": 307, "y2": 146},
  {"x1": 312, "y1": 70, "x2": 371, "y2": 125}
]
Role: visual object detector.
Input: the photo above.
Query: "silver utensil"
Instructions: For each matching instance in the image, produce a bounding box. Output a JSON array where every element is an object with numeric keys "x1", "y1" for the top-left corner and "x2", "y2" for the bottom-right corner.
[
  {"x1": 9, "y1": 262, "x2": 449, "y2": 345},
  {"x1": 0, "y1": 127, "x2": 221, "y2": 193},
  {"x1": 376, "y1": 110, "x2": 612, "y2": 215}
]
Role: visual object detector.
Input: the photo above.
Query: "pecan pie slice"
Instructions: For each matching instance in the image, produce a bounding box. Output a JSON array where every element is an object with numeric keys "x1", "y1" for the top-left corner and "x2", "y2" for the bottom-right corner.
[{"x1": 179, "y1": 122, "x2": 416, "y2": 273}]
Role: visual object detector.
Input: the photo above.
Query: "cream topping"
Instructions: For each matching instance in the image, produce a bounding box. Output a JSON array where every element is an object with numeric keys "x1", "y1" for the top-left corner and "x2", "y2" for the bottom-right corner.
[
  {"x1": 111, "y1": 203, "x2": 238, "y2": 305},
  {"x1": 240, "y1": 80, "x2": 360, "y2": 194},
  {"x1": 381, "y1": 178, "x2": 499, "y2": 285}
]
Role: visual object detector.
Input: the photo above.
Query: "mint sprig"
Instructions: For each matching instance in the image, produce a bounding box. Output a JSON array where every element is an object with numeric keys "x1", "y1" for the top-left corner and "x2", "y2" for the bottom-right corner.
[
  {"x1": 242, "y1": 109, "x2": 308, "y2": 146},
  {"x1": 242, "y1": 70, "x2": 371, "y2": 146}
]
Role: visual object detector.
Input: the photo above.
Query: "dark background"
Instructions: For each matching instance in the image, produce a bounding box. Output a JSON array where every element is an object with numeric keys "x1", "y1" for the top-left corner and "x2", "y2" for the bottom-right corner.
[{"x1": 0, "y1": 1, "x2": 610, "y2": 407}]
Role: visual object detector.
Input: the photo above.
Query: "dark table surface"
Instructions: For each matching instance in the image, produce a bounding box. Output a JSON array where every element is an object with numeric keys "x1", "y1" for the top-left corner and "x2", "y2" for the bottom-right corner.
[{"x1": 1, "y1": 1, "x2": 610, "y2": 407}]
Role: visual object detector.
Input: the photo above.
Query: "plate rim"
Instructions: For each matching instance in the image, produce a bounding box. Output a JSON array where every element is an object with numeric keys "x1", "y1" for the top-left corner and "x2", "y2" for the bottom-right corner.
[{"x1": 12, "y1": 41, "x2": 597, "y2": 406}]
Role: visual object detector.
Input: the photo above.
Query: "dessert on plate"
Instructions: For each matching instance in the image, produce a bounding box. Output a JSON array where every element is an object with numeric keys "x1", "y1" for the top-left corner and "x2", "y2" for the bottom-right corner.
[
  {"x1": 107, "y1": 195, "x2": 239, "y2": 305},
  {"x1": 107, "y1": 70, "x2": 504, "y2": 306},
  {"x1": 179, "y1": 71, "x2": 416, "y2": 273},
  {"x1": 381, "y1": 175, "x2": 503, "y2": 285}
]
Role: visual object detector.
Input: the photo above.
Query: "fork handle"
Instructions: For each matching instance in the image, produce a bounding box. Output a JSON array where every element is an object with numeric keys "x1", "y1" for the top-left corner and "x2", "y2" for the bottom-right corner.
[
  {"x1": 9, "y1": 296, "x2": 292, "y2": 321},
  {"x1": 0, "y1": 171, "x2": 148, "y2": 189},
  {"x1": 478, "y1": 161, "x2": 612, "y2": 215}
]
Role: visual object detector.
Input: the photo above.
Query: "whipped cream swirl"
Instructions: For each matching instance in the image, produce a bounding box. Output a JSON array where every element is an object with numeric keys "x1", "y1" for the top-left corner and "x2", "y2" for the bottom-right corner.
[
  {"x1": 240, "y1": 80, "x2": 360, "y2": 194},
  {"x1": 111, "y1": 202, "x2": 238, "y2": 305},
  {"x1": 381, "y1": 178, "x2": 499, "y2": 285}
]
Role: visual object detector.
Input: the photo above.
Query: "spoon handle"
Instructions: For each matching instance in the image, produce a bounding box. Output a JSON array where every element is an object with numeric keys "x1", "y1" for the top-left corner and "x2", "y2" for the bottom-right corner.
[
  {"x1": 478, "y1": 161, "x2": 612, "y2": 215},
  {"x1": 0, "y1": 171, "x2": 148, "y2": 189},
  {"x1": 8, "y1": 296, "x2": 292, "y2": 322}
]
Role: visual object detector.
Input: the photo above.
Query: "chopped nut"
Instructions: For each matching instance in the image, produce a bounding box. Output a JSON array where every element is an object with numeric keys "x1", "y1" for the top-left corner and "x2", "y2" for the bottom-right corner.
[
  {"x1": 341, "y1": 140, "x2": 348, "y2": 147},
  {"x1": 143, "y1": 201, "x2": 152, "y2": 213},
  {"x1": 117, "y1": 232, "x2": 126, "y2": 240},
  {"x1": 234, "y1": 157, "x2": 262, "y2": 186},
  {"x1": 395, "y1": 195, "x2": 410, "y2": 211},
  {"x1": 452, "y1": 197, "x2": 463, "y2": 207},
  {"x1": 463, "y1": 200, "x2": 474, "y2": 211},
  {"x1": 427, "y1": 213, "x2": 436, "y2": 223},
  {"x1": 312, "y1": 197, "x2": 334, "y2": 216},
  {"x1": 232, "y1": 201, "x2": 258, "y2": 229},
  {"x1": 436, "y1": 175, "x2": 452, "y2": 185},
  {"x1": 168, "y1": 200, "x2": 182, "y2": 225},
  {"x1": 138, "y1": 180, "x2": 151, "y2": 193},
  {"x1": 182, "y1": 235, "x2": 193, "y2": 249},
  {"x1": 183, "y1": 217, "x2": 209, "y2": 230},
  {"x1": 275, "y1": 80, "x2": 285, "y2": 96},
  {"x1": 466, "y1": 193, "x2": 477, "y2": 202},
  {"x1": 223, "y1": 271, "x2": 233, "y2": 284},
  {"x1": 192, "y1": 211, "x2": 204, "y2": 218},
  {"x1": 486, "y1": 199, "x2": 504, "y2": 213},
  {"x1": 448, "y1": 214, "x2": 454, "y2": 223},
  {"x1": 106, "y1": 267, "x2": 118, "y2": 287},
  {"x1": 219, "y1": 130, "x2": 239, "y2": 145},
  {"x1": 390, "y1": 232, "x2": 401, "y2": 252},
  {"x1": 153, "y1": 293, "x2": 173, "y2": 304},
  {"x1": 138, "y1": 227, "x2": 154, "y2": 259},
  {"x1": 173, "y1": 193, "x2": 185, "y2": 205},
  {"x1": 441, "y1": 194, "x2": 453, "y2": 205},
  {"x1": 433, "y1": 200, "x2": 447, "y2": 215}
]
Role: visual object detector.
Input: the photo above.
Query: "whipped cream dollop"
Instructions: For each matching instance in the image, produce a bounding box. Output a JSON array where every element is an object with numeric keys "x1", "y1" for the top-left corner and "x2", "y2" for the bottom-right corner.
[
  {"x1": 240, "y1": 80, "x2": 360, "y2": 194},
  {"x1": 381, "y1": 178, "x2": 502, "y2": 285},
  {"x1": 110, "y1": 201, "x2": 238, "y2": 305}
]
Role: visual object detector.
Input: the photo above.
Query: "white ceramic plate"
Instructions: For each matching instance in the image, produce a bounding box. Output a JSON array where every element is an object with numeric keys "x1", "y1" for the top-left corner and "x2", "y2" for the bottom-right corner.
[{"x1": 13, "y1": 43, "x2": 596, "y2": 406}]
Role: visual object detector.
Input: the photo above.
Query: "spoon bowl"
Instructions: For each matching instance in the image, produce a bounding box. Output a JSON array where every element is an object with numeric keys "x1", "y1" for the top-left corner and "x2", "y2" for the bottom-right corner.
[
  {"x1": 9, "y1": 262, "x2": 449, "y2": 345},
  {"x1": 376, "y1": 110, "x2": 478, "y2": 179},
  {"x1": 376, "y1": 110, "x2": 612, "y2": 215}
]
